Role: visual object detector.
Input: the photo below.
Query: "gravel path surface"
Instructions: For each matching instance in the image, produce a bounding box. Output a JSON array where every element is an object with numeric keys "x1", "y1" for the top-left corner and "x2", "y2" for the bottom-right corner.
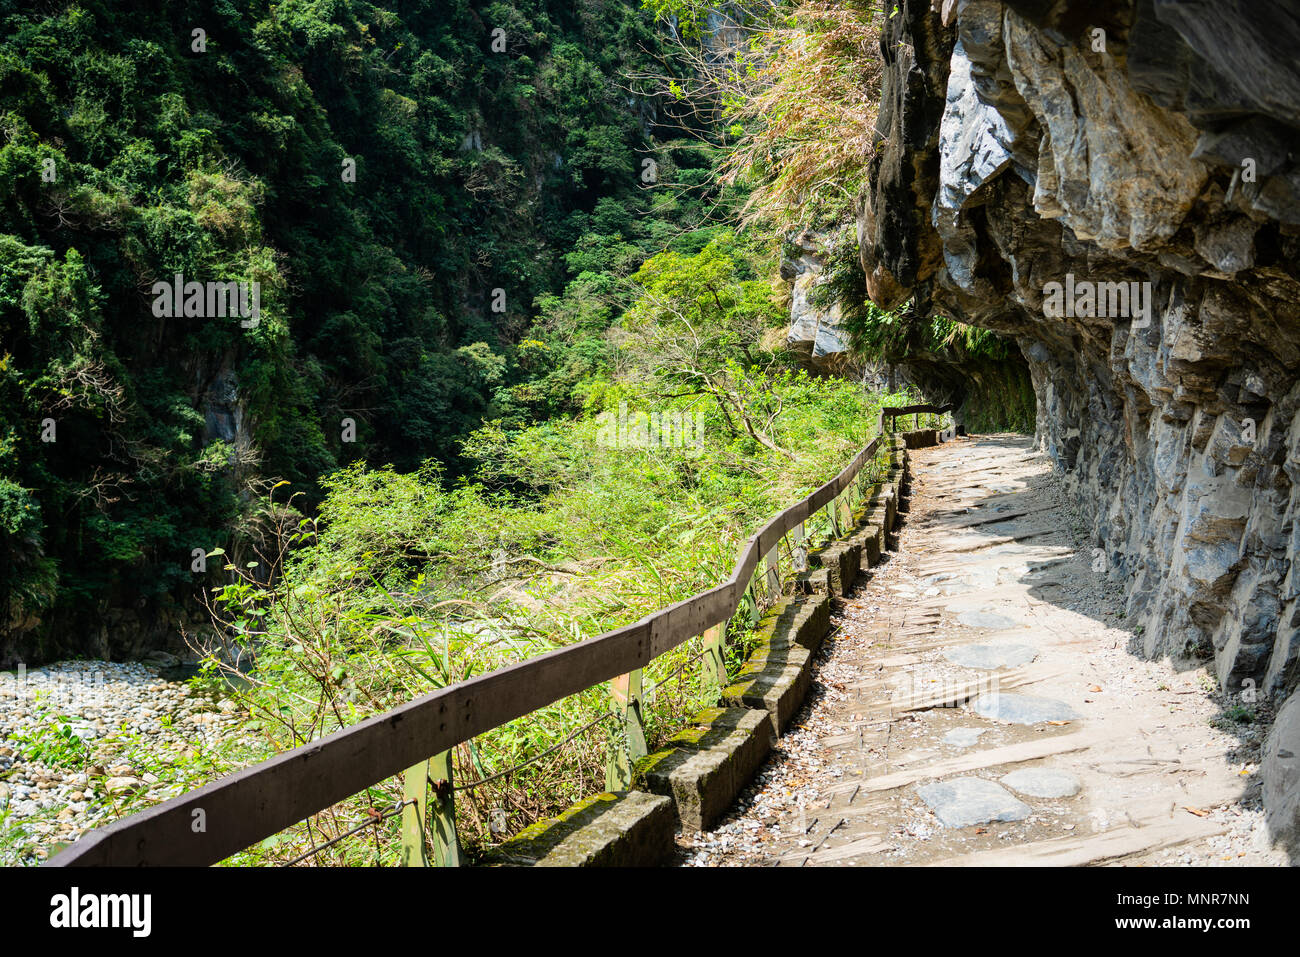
[
  {"x1": 0, "y1": 660, "x2": 250, "y2": 865},
  {"x1": 678, "y1": 434, "x2": 1289, "y2": 867}
]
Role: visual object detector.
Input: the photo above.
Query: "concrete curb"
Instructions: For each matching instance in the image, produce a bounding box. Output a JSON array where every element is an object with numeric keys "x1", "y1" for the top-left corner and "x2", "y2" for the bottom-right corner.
[
  {"x1": 483, "y1": 790, "x2": 675, "y2": 867},
  {"x1": 633, "y1": 707, "x2": 772, "y2": 831},
  {"x1": 800, "y1": 541, "x2": 861, "y2": 596},
  {"x1": 722, "y1": 612, "x2": 816, "y2": 739}
]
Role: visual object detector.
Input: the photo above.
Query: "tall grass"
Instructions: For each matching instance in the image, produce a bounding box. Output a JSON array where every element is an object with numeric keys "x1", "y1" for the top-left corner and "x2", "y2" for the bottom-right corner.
[{"x1": 191, "y1": 374, "x2": 915, "y2": 864}]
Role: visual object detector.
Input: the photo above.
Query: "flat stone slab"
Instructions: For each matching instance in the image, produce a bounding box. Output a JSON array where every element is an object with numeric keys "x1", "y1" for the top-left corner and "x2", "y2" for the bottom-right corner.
[
  {"x1": 1000, "y1": 768, "x2": 1081, "y2": 798},
  {"x1": 867, "y1": 484, "x2": 899, "y2": 532},
  {"x1": 917, "y1": 777, "x2": 1032, "y2": 828},
  {"x1": 943, "y1": 644, "x2": 1038, "y2": 670},
  {"x1": 957, "y1": 610, "x2": 1021, "y2": 630},
  {"x1": 847, "y1": 520, "x2": 885, "y2": 568},
  {"x1": 970, "y1": 692, "x2": 1080, "y2": 725},
  {"x1": 723, "y1": 591, "x2": 823, "y2": 741},
  {"x1": 484, "y1": 791, "x2": 674, "y2": 866},
  {"x1": 942, "y1": 727, "x2": 989, "y2": 748},
  {"x1": 795, "y1": 566, "x2": 831, "y2": 595}
]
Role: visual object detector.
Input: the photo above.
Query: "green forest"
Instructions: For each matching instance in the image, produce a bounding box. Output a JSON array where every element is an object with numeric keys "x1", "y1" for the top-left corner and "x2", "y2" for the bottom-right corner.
[{"x1": 0, "y1": 0, "x2": 742, "y2": 657}]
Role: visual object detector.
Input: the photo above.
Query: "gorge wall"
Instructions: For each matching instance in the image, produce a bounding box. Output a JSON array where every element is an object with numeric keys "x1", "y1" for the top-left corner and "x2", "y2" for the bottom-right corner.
[
  {"x1": 855, "y1": 0, "x2": 1300, "y2": 846},
  {"x1": 783, "y1": 230, "x2": 856, "y2": 374}
]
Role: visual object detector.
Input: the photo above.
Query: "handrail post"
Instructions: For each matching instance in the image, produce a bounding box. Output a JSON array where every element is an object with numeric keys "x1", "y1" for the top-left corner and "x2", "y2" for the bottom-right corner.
[
  {"x1": 429, "y1": 750, "x2": 461, "y2": 866},
  {"x1": 826, "y1": 497, "x2": 840, "y2": 538},
  {"x1": 400, "y1": 759, "x2": 431, "y2": 866},
  {"x1": 701, "y1": 621, "x2": 727, "y2": 705},
  {"x1": 401, "y1": 749, "x2": 461, "y2": 866},
  {"x1": 606, "y1": 670, "x2": 647, "y2": 791},
  {"x1": 764, "y1": 544, "x2": 780, "y2": 600},
  {"x1": 744, "y1": 577, "x2": 760, "y2": 627}
]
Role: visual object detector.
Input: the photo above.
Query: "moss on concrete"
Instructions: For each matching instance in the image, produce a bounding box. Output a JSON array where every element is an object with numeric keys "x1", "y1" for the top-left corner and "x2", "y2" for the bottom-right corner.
[{"x1": 483, "y1": 790, "x2": 674, "y2": 867}]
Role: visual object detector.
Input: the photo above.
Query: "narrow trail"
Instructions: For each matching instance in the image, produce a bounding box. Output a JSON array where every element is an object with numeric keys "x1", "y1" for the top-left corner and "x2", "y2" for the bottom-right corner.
[{"x1": 680, "y1": 435, "x2": 1287, "y2": 867}]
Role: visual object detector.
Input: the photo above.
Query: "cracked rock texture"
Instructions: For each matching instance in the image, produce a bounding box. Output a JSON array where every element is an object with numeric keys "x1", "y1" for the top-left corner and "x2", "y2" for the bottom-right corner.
[
  {"x1": 856, "y1": 0, "x2": 1300, "y2": 849},
  {"x1": 782, "y1": 230, "x2": 855, "y2": 373}
]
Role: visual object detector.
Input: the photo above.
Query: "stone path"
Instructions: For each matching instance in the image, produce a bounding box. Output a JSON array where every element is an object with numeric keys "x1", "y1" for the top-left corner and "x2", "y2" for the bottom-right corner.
[{"x1": 680, "y1": 434, "x2": 1288, "y2": 866}]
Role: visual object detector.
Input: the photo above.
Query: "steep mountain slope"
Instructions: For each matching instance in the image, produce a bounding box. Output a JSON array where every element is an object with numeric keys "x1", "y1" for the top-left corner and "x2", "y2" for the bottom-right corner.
[{"x1": 0, "y1": 0, "x2": 702, "y2": 662}]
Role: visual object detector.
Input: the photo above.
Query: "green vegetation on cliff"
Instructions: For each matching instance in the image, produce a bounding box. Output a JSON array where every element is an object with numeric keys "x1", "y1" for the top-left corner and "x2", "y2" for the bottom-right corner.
[{"x1": 0, "y1": 0, "x2": 723, "y2": 656}]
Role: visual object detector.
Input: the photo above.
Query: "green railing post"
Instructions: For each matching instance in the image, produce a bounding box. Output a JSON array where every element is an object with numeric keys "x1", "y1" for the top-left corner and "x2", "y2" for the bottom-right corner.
[
  {"x1": 744, "y1": 574, "x2": 761, "y2": 627},
  {"x1": 606, "y1": 669, "x2": 647, "y2": 791},
  {"x1": 400, "y1": 749, "x2": 461, "y2": 866},
  {"x1": 429, "y1": 750, "x2": 461, "y2": 866},
  {"x1": 701, "y1": 621, "x2": 727, "y2": 705},
  {"x1": 400, "y1": 759, "x2": 431, "y2": 866}
]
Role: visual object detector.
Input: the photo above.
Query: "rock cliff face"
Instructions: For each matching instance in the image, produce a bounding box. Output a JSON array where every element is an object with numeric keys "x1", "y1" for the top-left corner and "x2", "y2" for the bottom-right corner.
[
  {"x1": 782, "y1": 231, "x2": 855, "y2": 373},
  {"x1": 856, "y1": 0, "x2": 1300, "y2": 846}
]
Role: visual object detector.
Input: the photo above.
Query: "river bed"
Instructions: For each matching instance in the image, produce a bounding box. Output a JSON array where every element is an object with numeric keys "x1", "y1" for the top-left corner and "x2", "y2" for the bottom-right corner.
[{"x1": 0, "y1": 659, "x2": 253, "y2": 865}]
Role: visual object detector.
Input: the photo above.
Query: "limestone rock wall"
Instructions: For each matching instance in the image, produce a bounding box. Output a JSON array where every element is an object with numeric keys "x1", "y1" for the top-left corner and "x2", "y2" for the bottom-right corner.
[
  {"x1": 857, "y1": 0, "x2": 1300, "y2": 708},
  {"x1": 782, "y1": 230, "x2": 855, "y2": 373}
]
